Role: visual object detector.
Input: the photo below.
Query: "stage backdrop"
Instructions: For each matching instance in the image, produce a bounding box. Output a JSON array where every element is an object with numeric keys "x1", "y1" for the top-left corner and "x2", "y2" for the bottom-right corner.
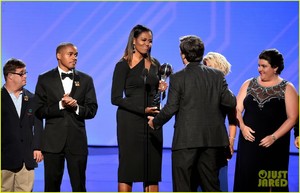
[{"x1": 1, "y1": 1, "x2": 299, "y2": 153}]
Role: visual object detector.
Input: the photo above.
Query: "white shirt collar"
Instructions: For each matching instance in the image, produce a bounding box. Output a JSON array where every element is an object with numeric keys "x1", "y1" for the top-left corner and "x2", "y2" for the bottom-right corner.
[{"x1": 58, "y1": 67, "x2": 73, "y2": 74}]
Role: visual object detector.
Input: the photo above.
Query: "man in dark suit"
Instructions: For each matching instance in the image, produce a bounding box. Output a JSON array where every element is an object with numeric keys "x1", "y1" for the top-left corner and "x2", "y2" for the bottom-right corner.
[
  {"x1": 1, "y1": 58, "x2": 43, "y2": 192},
  {"x1": 34, "y1": 42, "x2": 98, "y2": 192},
  {"x1": 148, "y1": 35, "x2": 236, "y2": 191}
]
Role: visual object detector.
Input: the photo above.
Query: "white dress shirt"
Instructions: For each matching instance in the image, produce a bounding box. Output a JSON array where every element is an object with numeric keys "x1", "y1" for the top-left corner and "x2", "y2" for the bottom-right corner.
[
  {"x1": 58, "y1": 67, "x2": 79, "y2": 114},
  {"x1": 58, "y1": 67, "x2": 73, "y2": 94}
]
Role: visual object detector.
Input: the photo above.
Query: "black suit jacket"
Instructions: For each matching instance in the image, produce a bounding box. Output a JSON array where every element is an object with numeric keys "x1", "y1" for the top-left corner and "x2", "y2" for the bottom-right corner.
[
  {"x1": 34, "y1": 67, "x2": 98, "y2": 155},
  {"x1": 153, "y1": 62, "x2": 236, "y2": 150},
  {"x1": 1, "y1": 87, "x2": 42, "y2": 170}
]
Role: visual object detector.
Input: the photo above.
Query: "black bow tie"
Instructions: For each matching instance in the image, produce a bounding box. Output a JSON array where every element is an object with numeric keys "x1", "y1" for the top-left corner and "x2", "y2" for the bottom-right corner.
[{"x1": 61, "y1": 72, "x2": 74, "y2": 80}]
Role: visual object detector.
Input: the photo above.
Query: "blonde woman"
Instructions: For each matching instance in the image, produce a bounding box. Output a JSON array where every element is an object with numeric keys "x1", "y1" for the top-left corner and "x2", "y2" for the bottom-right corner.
[
  {"x1": 203, "y1": 52, "x2": 231, "y2": 76},
  {"x1": 203, "y1": 52, "x2": 236, "y2": 154},
  {"x1": 203, "y1": 52, "x2": 237, "y2": 191}
]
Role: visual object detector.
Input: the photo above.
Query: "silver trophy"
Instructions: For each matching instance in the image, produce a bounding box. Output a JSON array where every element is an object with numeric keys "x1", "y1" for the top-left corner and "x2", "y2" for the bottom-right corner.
[{"x1": 152, "y1": 63, "x2": 173, "y2": 109}]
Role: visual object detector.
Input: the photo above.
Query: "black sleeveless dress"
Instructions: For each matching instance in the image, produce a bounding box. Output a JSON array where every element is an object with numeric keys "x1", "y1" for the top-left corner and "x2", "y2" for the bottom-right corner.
[{"x1": 234, "y1": 77, "x2": 290, "y2": 192}]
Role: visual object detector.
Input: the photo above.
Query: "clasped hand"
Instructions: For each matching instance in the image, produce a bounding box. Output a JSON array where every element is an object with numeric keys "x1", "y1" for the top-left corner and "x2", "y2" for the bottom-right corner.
[
  {"x1": 145, "y1": 106, "x2": 160, "y2": 115},
  {"x1": 148, "y1": 116, "x2": 154, "y2": 129},
  {"x1": 145, "y1": 107, "x2": 159, "y2": 130},
  {"x1": 62, "y1": 94, "x2": 78, "y2": 109}
]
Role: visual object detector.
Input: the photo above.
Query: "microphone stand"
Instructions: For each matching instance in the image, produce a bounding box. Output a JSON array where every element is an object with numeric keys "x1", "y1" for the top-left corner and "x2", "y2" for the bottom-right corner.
[{"x1": 142, "y1": 68, "x2": 149, "y2": 191}]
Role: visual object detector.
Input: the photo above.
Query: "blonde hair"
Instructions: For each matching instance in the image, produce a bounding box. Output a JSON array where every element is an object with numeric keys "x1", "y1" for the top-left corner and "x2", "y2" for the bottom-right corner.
[{"x1": 203, "y1": 52, "x2": 231, "y2": 76}]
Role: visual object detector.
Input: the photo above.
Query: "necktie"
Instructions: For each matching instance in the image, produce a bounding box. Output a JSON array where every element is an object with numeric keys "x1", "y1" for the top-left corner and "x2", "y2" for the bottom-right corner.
[{"x1": 61, "y1": 72, "x2": 74, "y2": 80}]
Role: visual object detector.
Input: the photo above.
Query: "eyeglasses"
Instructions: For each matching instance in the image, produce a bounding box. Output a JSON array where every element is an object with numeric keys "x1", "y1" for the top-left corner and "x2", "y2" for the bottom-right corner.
[{"x1": 10, "y1": 71, "x2": 28, "y2": 77}]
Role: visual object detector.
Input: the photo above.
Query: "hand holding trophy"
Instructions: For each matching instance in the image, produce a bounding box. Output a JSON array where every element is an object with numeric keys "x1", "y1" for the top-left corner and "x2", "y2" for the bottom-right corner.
[{"x1": 152, "y1": 63, "x2": 173, "y2": 110}]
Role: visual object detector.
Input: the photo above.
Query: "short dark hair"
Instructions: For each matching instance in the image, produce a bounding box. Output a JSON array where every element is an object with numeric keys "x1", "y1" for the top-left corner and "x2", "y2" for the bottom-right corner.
[
  {"x1": 259, "y1": 48, "x2": 284, "y2": 75},
  {"x1": 3, "y1": 58, "x2": 26, "y2": 81},
  {"x1": 56, "y1": 42, "x2": 75, "y2": 54},
  {"x1": 179, "y1": 35, "x2": 205, "y2": 62}
]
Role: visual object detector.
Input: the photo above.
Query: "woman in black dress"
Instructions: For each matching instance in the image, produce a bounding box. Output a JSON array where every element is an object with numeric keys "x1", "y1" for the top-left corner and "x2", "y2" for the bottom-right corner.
[
  {"x1": 234, "y1": 49, "x2": 298, "y2": 192},
  {"x1": 111, "y1": 24, "x2": 167, "y2": 192}
]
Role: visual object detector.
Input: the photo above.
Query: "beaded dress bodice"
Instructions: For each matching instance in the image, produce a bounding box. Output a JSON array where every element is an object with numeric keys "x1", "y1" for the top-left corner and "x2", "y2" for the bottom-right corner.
[{"x1": 246, "y1": 77, "x2": 287, "y2": 109}]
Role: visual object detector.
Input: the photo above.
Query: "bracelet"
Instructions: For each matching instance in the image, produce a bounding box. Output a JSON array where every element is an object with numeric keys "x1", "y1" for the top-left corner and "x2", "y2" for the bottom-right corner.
[
  {"x1": 229, "y1": 136, "x2": 235, "y2": 140},
  {"x1": 271, "y1": 134, "x2": 277, "y2": 141}
]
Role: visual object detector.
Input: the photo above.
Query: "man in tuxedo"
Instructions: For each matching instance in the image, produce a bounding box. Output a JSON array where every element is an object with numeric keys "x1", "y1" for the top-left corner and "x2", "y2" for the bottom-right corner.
[
  {"x1": 1, "y1": 58, "x2": 43, "y2": 192},
  {"x1": 148, "y1": 35, "x2": 236, "y2": 191},
  {"x1": 34, "y1": 42, "x2": 98, "y2": 192}
]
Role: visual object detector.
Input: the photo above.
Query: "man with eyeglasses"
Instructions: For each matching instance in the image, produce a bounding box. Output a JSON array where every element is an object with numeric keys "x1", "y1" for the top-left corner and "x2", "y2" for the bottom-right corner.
[{"x1": 1, "y1": 58, "x2": 43, "y2": 192}]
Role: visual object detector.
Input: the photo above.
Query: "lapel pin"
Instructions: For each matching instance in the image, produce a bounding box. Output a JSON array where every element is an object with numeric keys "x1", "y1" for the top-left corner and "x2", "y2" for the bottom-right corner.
[
  {"x1": 75, "y1": 81, "x2": 80, "y2": 87},
  {"x1": 27, "y1": 108, "x2": 33, "y2": 116},
  {"x1": 24, "y1": 96, "x2": 29, "y2": 101}
]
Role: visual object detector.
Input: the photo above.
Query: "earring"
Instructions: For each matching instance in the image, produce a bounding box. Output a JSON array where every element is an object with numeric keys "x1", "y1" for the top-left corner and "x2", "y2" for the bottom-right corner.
[{"x1": 133, "y1": 44, "x2": 136, "y2": 53}]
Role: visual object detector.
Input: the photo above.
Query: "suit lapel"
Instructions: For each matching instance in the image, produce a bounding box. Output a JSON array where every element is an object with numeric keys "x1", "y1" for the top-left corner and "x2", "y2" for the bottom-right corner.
[
  {"x1": 2, "y1": 86, "x2": 21, "y2": 119},
  {"x1": 70, "y1": 70, "x2": 80, "y2": 97},
  {"x1": 20, "y1": 89, "x2": 29, "y2": 121},
  {"x1": 53, "y1": 68, "x2": 66, "y2": 97}
]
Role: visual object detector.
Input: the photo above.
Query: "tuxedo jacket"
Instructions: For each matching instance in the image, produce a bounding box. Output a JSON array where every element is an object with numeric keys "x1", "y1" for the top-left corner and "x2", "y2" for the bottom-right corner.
[
  {"x1": 1, "y1": 87, "x2": 42, "y2": 170},
  {"x1": 153, "y1": 62, "x2": 236, "y2": 150},
  {"x1": 35, "y1": 67, "x2": 98, "y2": 155}
]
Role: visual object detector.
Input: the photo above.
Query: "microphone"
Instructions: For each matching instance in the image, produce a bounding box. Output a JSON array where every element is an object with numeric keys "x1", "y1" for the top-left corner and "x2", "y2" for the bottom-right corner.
[{"x1": 142, "y1": 68, "x2": 148, "y2": 85}]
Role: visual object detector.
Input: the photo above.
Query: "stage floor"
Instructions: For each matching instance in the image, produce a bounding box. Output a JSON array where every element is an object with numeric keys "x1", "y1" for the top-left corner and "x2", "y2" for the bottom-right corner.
[{"x1": 33, "y1": 147, "x2": 299, "y2": 192}]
